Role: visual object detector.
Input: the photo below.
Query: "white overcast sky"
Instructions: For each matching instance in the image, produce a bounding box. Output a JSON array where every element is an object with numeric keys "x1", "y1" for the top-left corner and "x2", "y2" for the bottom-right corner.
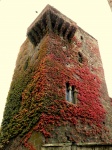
[{"x1": 0, "y1": 0, "x2": 112, "y2": 126}]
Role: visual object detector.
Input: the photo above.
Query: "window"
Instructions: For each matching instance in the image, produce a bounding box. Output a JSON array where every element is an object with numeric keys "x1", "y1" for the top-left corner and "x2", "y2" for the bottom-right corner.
[
  {"x1": 80, "y1": 36, "x2": 83, "y2": 40},
  {"x1": 66, "y1": 83, "x2": 78, "y2": 104},
  {"x1": 78, "y1": 52, "x2": 83, "y2": 63},
  {"x1": 66, "y1": 82, "x2": 70, "y2": 101}
]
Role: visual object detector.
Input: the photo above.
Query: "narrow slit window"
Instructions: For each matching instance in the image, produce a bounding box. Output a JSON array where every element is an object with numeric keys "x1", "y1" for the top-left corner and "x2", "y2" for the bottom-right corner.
[
  {"x1": 78, "y1": 52, "x2": 83, "y2": 63},
  {"x1": 80, "y1": 36, "x2": 83, "y2": 40},
  {"x1": 66, "y1": 82, "x2": 69, "y2": 101},
  {"x1": 71, "y1": 85, "x2": 75, "y2": 102}
]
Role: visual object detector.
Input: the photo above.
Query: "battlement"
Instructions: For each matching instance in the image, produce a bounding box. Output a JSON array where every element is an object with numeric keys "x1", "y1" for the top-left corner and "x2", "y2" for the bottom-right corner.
[{"x1": 27, "y1": 5, "x2": 77, "y2": 45}]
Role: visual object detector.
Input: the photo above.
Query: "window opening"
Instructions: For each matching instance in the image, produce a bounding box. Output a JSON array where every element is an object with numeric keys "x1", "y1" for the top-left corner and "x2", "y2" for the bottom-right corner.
[
  {"x1": 66, "y1": 83, "x2": 78, "y2": 104},
  {"x1": 73, "y1": 88, "x2": 78, "y2": 104},
  {"x1": 78, "y1": 52, "x2": 83, "y2": 63},
  {"x1": 80, "y1": 36, "x2": 83, "y2": 40},
  {"x1": 71, "y1": 85, "x2": 75, "y2": 102},
  {"x1": 66, "y1": 82, "x2": 69, "y2": 101}
]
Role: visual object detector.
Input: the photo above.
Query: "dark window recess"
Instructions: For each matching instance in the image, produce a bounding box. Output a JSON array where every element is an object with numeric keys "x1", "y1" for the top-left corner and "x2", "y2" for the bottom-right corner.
[
  {"x1": 80, "y1": 36, "x2": 83, "y2": 40},
  {"x1": 78, "y1": 52, "x2": 83, "y2": 63},
  {"x1": 66, "y1": 82, "x2": 69, "y2": 101},
  {"x1": 66, "y1": 83, "x2": 78, "y2": 104}
]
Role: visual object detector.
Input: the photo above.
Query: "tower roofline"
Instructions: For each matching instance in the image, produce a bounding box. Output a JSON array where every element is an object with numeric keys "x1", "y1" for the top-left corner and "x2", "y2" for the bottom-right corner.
[{"x1": 27, "y1": 4, "x2": 77, "y2": 46}]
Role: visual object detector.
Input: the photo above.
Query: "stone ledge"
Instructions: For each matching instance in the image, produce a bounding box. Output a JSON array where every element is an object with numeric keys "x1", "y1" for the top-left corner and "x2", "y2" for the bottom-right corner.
[
  {"x1": 42, "y1": 142, "x2": 112, "y2": 147},
  {"x1": 27, "y1": 5, "x2": 77, "y2": 46},
  {"x1": 75, "y1": 142, "x2": 112, "y2": 146},
  {"x1": 42, "y1": 142, "x2": 72, "y2": 147}
]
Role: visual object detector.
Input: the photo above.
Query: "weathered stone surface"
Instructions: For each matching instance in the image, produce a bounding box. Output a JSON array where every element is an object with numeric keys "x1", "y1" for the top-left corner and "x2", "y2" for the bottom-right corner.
[
  {"x1": 27, "y1": 5, "x2": 77, "y2": 45},
  {"x1": 28, "y1": 132, "x2": 45, "y2": 150},
  {"x1": 73, "y1": 145, "x2": 112, "y2": 150},
  {"x1": 107, "y1": 0, "x2": 112, "y2": 11},
  {"x1": 1, "y1": 4, "x2": 112, "y2": 150}
]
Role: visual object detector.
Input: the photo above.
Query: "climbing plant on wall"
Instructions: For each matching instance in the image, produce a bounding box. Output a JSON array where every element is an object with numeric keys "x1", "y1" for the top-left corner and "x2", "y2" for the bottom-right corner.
[{"x1": 0, "y1": 32, "x2": 110, "y2": 149}]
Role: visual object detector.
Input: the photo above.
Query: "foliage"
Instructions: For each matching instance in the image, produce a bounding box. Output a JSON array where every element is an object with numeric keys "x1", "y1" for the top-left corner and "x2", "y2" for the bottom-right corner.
[{"x1": 0, "y1": 32, "x2": 110, "y2": 149}]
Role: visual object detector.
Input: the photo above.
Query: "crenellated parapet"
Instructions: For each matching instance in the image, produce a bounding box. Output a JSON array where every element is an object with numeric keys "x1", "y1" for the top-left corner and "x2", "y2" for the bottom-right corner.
[{"x1": 27, "y1": 5, "x2": 77, "y2": 46}]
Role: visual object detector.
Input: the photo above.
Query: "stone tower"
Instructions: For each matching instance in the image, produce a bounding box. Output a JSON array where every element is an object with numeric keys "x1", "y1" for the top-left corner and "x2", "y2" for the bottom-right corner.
[{"x1": 0, "y1": 5, "x2": 112, "y2": 150}]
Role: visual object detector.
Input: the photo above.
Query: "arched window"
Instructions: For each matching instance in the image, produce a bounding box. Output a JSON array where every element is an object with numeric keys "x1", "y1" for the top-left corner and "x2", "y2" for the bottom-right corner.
[{"x1": 66, "y1": 83, "x2": 78, "y2": 104}]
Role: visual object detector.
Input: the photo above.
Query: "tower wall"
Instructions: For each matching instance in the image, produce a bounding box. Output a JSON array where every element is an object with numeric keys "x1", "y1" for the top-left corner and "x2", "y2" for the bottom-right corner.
[{"x1": 0, "y1": 5, "x2": 112, "y2": 150}]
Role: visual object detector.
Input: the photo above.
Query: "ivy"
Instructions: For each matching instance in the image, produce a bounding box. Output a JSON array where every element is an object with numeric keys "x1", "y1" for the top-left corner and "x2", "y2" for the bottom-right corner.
[{"x1": 0, "y1": 32, "x2": 110, "y2": 149}]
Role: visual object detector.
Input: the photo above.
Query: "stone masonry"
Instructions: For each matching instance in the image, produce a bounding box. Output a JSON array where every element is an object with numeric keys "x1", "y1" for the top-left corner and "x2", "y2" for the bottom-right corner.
[{"x1": 0, "y1": 4, "x2": 112, "y2": 150}]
